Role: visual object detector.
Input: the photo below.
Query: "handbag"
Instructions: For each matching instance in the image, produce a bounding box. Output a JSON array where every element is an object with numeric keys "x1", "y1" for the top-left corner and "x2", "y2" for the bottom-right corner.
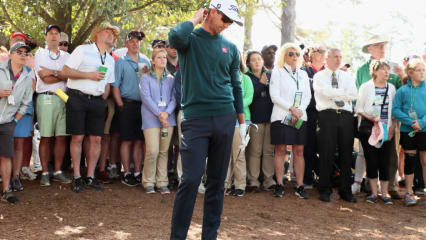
[{"x1": 358, "y1": 84, "x2": 389, "y2": 137}]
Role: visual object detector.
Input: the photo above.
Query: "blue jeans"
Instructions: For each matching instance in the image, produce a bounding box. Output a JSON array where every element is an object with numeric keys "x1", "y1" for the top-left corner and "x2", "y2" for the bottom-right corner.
[{"x1": 171, "y1": 113, "x2": 236, "y2": 240}]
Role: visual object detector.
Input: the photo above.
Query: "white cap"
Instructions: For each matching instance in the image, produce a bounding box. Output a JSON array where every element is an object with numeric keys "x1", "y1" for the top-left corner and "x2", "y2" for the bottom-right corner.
[
  {"x1": 60, "y1": 32, "x2": 69, "y2": 42},
  {"x1": 209, "y1": 0, "x2": 243, "y2": 26}
]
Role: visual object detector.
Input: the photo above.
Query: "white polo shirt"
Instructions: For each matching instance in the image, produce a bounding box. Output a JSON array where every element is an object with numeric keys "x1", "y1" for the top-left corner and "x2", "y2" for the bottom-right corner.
[
  {"x1": 65, "y1": 43, "x2": 115, "y2": 96},
  {"x1": 34, "y1": 47, "x2": 70, "y2": 93}
]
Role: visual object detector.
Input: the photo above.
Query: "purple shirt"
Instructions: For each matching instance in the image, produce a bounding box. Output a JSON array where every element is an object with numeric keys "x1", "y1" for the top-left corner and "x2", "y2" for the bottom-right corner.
[{"x1": 139, "y1": 72, "x2": 176, "y2": 130}]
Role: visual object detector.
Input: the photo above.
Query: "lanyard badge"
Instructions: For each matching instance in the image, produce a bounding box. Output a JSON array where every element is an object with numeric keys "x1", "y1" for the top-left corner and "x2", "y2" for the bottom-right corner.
[{"x1": 293, "y1": 92, "x2": 302, "y2": 108}]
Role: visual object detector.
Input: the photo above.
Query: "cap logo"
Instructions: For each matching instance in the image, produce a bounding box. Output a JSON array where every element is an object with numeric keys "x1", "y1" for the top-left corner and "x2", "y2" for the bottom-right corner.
[
  {"x1": 216, "y1": 4, "x2": 221, "y2": 9},
  {"x1": 229, "y1": 5, "x2": 239, "y2": 14}
]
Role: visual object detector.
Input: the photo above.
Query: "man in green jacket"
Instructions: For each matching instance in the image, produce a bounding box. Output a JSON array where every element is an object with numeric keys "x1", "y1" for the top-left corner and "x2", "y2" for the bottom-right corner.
[
  {"x1": 356, "y1": 35, "x2": 401, "y2": 89},
  {"x1": 168, "y1": 0, "x2": 245, "y2": 239},
  {"x1": 353, "y1": 35, "x2": 402, "y2": 199}
]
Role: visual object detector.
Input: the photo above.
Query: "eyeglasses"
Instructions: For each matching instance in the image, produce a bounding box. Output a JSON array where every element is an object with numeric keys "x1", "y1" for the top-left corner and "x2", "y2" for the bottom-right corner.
[
  {"x1": 59, "y1": 41, "x2": 69, "y2": 47},
  {"x1": 288, "y1": 52, "x2": 300, "y2": 57},
  {"x1": 15, "y1": 49, "x2": 29, "y2": 56}
]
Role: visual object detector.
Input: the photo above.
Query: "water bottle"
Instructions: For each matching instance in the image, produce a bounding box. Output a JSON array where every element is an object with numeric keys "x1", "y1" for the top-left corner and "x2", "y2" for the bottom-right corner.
[{"x1": 161, "y1": 128, "x2": 168, "y2": 139}]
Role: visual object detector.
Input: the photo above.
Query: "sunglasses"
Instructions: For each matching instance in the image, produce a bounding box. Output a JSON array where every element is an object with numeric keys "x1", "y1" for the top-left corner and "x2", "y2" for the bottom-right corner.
[
  {"x1": 154, "y1": 44, "x2": 166, "y2": 49},
  {"x1": 59, "y1": 41, "x2": 69, "y2": 47},
  {"x1": 213, "y1": 8, "x2": 233, "y2": 24},
  {"x1": 15, "y1": 49, "x2": 29, "y2": 56},
  {"x1": 288, "y1": 51, "x2": 300, "y2": 57}
]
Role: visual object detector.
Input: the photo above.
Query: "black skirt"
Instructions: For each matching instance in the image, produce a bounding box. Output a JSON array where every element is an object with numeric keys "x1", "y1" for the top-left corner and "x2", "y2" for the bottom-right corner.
[{"x1": 270, "y1": 120, "x2": 307, "y2": 145}]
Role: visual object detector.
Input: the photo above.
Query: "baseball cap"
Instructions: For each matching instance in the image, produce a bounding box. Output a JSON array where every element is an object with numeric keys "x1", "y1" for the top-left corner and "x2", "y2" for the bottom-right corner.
[
  {"x1": 60, "y1": 32, "x2": 69, "y2": 42},
  {"x1": 152, "y1": 39, "x2": 166, "y2": 48},
  {"x1": 10, "y1": 32, "x2": 28, "y2": 41},
  {"x1": 9, "y1": 42, "x2": 31, "y2": 54},
  {"x1": 126, "y1": 30, "x2": 145, "y2": 41},
  {"x1": 261, "y1": 45, "x2": 278, "y2": 54},
  {"x1": 45, "y1": 24, "x2": 61, "y2": 35},
  {"x1": 209, "y1": 0, "x2": 243, "y2": 26}
]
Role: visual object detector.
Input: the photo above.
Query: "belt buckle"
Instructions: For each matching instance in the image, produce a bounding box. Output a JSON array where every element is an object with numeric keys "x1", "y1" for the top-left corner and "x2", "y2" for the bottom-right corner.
[{"x1": 336, "y1": 109, "x2": 342, "y2": 114}]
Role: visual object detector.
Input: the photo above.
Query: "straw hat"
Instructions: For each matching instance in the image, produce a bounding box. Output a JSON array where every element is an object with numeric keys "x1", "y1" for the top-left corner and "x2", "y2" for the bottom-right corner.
[
  {"x1": 362, "y1": 35, "x2": 388, "y2": 53},
  {"x1": 90, "y1": 22, "x2": 120, "y2": 43}
]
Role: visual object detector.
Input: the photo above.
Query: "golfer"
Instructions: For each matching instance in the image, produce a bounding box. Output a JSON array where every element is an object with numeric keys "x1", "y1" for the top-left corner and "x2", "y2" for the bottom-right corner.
[{"x1": 168, "y1": 0, "x2": 245, "y2": 239}]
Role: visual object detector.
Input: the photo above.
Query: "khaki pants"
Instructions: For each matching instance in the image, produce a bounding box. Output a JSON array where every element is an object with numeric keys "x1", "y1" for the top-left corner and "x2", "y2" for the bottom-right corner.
[
  {"x1": 225, "y1": 126, "x2": 247, "y2": 190},
  {"x1": 142, "y1": 127, "x2": 174, "y2": 188},
  {"x1": 176, "y1": 110, "x2": 183, "y2": 181},
  {"x1": 246, "y1": 123, "x2": 276, "y2": 188}
]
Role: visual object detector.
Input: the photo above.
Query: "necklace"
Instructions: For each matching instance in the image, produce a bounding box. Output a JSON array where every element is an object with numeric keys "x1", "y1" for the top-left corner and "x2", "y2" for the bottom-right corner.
[{"x1": 48, "y1": 49, "x2": 60, "y2": 61}]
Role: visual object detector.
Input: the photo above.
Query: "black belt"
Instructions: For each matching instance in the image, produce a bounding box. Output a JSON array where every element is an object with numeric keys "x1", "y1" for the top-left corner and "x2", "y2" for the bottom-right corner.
[
  {"x1": 322, "y1": 109, "x2": 352, "y2": 115},
  {"x1": 68, "y1": 88, "x2": 102, "y2": 99},
  {"x1": 122, "y1": 98, "x2": 141, "y2": 104},
  {"x1": 38, "y1": 91, "x2": 56, "y2": 95}
]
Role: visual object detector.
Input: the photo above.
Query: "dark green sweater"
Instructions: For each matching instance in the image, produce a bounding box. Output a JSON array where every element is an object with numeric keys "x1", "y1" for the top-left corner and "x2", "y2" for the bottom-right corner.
[{"x1": 168, "y1": 21, "x2": 244, "y2": 119}]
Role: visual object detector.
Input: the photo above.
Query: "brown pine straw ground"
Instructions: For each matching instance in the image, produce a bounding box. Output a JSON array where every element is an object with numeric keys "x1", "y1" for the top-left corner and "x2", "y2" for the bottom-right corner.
[{"x1": 0, "y1": 179, "x2": 425, "y2": 240}]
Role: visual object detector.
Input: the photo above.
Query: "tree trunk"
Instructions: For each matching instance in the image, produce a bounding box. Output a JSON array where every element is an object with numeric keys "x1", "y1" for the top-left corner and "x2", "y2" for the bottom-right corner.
[
  {"x1": 243, "y1": 6, "x2": 255, "y2": 54},
  {"x1": 281, "y1": 0, "x2": 296, "y2": 45}
]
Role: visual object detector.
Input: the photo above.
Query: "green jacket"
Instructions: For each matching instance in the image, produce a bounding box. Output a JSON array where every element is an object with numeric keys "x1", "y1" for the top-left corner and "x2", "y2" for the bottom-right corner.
[
  {"x1": 168, "y1": 21, "x2": 244, "y2": 119},
  {"x1": 356, "y1": 59, "x2": 402, "y2": 90},
  {"x1": 241, "y1": 73, "x2": 254, "y2": 121}
]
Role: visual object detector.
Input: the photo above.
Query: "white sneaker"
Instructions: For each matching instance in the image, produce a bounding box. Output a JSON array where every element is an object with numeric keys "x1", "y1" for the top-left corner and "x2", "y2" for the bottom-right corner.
[
  {"x1": 198, "y1": 182, "x2": 206, "y2": 194},
  {"x1": 20, "y1": 167, "x2": 37, "y2": 181},
  {"x1": 351, "y1": 182, "x2": 361, "y2": 195}
]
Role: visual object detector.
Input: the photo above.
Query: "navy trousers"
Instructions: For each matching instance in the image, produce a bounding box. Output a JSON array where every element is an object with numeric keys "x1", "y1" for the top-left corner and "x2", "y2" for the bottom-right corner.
[{"x1": 170, "y1": 113, "x2": 235, "y2": 240}]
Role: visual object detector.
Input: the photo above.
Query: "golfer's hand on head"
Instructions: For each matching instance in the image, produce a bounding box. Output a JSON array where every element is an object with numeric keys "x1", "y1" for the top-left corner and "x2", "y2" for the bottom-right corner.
[{"x1": 191, "y1": 8, "x2": 206, "y2": 26}]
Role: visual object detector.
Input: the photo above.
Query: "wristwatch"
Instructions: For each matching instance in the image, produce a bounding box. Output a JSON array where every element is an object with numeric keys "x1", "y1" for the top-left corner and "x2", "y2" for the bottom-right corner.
[
  {"x1": 53, "y1": 70, "x2": 58, "y2": 77},
  {"x1": 13, "y1": 118, "x2": 19, "y2": 124}
]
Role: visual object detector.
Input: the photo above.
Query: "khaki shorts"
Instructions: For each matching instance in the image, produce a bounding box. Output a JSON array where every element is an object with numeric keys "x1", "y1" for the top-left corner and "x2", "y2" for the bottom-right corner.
[{"x1": 36, "y1": 94, "x2": 68, "y2": 137}]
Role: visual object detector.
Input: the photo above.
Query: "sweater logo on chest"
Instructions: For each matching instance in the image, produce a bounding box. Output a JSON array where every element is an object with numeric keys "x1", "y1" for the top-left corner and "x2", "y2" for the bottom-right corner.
[{"x1": 222, "y1": 47, "x2": 228, "y2": 53}]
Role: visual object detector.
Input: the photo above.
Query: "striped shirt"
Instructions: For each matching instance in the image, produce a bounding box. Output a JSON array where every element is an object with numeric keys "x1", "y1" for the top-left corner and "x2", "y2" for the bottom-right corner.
[{"x1": 374, "y1": 87, "x2": 390, "y2": 123}]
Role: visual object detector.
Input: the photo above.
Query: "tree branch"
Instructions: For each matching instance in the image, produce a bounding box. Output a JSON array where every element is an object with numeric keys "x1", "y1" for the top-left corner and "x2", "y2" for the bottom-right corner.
[
  {"x1": 72, "y1": 1, "x2": 97, "y2": 43},
  {"x1": 32, "y1": 4, "x2": 56, "y2": 24},
  {"x1": 74, "y1": 0, "x2": 89, "y2": 22},
  {"x1": 0, "y1": 2, "x2": 23, "y2": 32},
  {"x1": 71, "y1": 1, "x2": 108, "y2": 49},
  {"x1": 114, "y1": 0, "x2": 161, "y2": 17}
]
